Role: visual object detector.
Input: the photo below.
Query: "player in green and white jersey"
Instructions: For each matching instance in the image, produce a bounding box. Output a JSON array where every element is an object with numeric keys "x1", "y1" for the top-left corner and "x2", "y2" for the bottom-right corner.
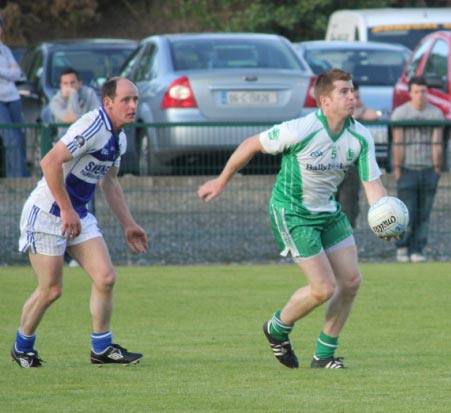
[{"x1": 198, "y1": 69, "x2": 394, "y2": 369}]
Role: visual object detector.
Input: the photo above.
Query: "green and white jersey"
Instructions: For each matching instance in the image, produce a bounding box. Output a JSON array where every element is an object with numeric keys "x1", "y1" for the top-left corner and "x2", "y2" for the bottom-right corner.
[{"x1": 259, "y1": 109, "x2": 381, "y2": 214}]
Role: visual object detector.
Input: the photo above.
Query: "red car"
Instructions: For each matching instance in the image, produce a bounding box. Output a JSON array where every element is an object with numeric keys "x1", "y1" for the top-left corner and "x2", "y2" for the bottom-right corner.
[{"x1": 393, "y1": 30, "x2": 451, "y2": 118}]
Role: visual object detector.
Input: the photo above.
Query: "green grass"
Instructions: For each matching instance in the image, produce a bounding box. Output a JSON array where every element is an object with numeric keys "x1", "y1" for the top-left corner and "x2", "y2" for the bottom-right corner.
[{"x1": 1, "y1": 263, "x2": 450, "y2": 413}]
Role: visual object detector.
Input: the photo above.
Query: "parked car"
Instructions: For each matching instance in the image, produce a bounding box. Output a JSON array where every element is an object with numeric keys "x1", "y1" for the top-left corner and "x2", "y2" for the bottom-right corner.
[
  {"x1": 393, "y1": 30, "x2": 451, "y2": 168},
  {"x1": 118, "y1": 32, "x2": 316, "y2": 175},
  {"x1": 14, "y1": 38, "x2": 137, "y2": 175},
  {"x1": 294, "y1": 40, "x2": 411, "y2": 169}
]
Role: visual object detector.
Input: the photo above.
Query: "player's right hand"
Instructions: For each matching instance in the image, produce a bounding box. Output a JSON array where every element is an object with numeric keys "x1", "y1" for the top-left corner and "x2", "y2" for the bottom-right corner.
[
  {"x1": 198, "y1": 179, "x2": 225, "y2": 202},
  {"x1": 60, "y1": 208, "x2": 81, "y2": 239}
]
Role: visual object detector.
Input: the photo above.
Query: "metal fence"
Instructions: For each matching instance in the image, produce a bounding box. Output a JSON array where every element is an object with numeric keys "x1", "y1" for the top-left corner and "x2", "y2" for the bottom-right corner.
[{"x1": 1, "y1": 120, "x2": 450, "y2": 265}]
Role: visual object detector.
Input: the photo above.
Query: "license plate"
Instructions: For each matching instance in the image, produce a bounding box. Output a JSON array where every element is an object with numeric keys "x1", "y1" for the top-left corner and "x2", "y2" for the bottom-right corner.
[{"x1": 222, "y1": 91, "x2": 277, "y2": 105}]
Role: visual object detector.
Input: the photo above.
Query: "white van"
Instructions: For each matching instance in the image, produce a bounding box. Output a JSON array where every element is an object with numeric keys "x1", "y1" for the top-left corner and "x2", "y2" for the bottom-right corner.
[{"x1": 325, "y1": 8, "x2": 451, "y2": 50}]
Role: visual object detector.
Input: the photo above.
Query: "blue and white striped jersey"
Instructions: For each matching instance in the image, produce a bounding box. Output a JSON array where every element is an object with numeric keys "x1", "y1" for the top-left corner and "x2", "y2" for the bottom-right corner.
[{"x1": 28, "y1": 107, "x2": 127, "y2": 218}]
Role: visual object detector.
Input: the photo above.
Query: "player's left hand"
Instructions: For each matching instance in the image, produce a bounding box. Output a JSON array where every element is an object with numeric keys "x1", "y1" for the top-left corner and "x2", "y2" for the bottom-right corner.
[{"x1": 125, "y1": 225, "x2": 148, "y2": 253}]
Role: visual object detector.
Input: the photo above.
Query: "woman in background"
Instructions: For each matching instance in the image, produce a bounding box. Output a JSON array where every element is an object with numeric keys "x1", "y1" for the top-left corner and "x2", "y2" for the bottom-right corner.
[{"x1": 0, "y1": 15, "x2": 28, "y2": 177}]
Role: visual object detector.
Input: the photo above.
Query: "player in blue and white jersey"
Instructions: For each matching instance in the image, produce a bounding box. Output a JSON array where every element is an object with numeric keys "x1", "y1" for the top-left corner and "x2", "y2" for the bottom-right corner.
[
  {"x1": 198, "y1": 69, "x2": 397, "y2": 369},
  {"x1": 11, "y1": 77, "x2": 148, "y2": 368}
]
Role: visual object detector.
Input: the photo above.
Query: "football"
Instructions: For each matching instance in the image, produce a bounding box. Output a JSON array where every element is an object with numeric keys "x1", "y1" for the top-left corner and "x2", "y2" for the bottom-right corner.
[{"x1": 367, "y1": 196, "x2": 409, "y2": 237}]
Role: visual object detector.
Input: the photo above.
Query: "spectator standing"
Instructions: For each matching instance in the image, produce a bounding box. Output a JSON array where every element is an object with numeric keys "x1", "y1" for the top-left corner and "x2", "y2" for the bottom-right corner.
[
  {"x1": 0, "y1": 15, "x2": 28, "y2": 177},
  {"x1": 336, "y1": 82, "x2": 379, "y2": 228},
  {"x1": 391, "y1": 76, "x2": 444, "y2": 263}
]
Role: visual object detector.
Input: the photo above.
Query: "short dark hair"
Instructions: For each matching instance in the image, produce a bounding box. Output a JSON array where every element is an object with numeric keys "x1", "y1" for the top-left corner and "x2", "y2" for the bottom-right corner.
[
  {"x1": 101, "y1": 76, "x2": 121, "y2": 100},
  {"x1": 314, "y1": 68, "x2": 352, "y2": 105},
  {"x1": 353, "y1": 81, "x2": 360, "y2": 91},
  {"x1": 60, "y1": 67, "x2": 80, "y2": 81},
  {"x1": 408, "y1": 76, "x2": 427, "y2": 91}
]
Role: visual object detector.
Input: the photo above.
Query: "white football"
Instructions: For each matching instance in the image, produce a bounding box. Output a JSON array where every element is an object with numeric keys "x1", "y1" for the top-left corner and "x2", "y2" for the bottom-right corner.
[{"x1": 367, "y1": 196, "x2": 409, "y2": 237}]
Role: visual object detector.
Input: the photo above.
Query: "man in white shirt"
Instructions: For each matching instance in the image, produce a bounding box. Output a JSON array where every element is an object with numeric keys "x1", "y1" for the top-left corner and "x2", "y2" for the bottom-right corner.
[
  {"x1": 12, "y1": 77, "x2": 147, "y2": 368},
  {"x1": 198, "y1": 69, "x2": 395, "y2": 369}
]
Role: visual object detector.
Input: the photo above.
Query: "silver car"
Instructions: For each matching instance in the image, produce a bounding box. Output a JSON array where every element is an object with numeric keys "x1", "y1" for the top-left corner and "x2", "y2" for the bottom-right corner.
[
  {"x1": 293, "y1": 40, "x2": 411, "y2": 170},
  {"x1": 119, "y1": 33, "x2": 316, "y2": 175}
]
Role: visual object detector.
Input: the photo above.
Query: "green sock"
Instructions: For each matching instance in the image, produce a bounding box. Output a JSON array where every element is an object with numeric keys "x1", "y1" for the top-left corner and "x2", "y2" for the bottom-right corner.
[
  {"x1": 315, "y1": 331, "x2": 338, "y2": 359},
  {"x1": 268, "y1": 310, "x2": 293, "y2": 341}
]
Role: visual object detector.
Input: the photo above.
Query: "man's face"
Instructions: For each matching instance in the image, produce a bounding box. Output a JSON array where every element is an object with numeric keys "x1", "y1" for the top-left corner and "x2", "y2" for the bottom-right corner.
[
  {"x1": 409, "y1": 83, "x2": 428, "y2": 109},
  {"x1": 104, "y1": 79, "x2": 139, "y2": 128},
  {"x1": 60, "y1": 73, "x2": 81, "y2": 97},
  {"x1": 323, "y1": 80, "x2": 356, "y2": 117}
]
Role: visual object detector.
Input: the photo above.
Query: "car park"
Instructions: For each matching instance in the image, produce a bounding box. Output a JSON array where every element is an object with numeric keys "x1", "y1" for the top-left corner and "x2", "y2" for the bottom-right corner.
[
  {"x1": 118, "y1": 32, "x2": 316, "y2": 175},
  {"x1": 294, "y1": 40, "x2": 411, "y2": 169}
]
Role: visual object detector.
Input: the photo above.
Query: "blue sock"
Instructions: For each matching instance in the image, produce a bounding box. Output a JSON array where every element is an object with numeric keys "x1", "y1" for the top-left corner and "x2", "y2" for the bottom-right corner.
[
  {"x1": 91, "y1": 331, "x2": 113, "y2": 354},
  {"x1": 15, "y1": 329, "x2": 36, "y2": 353}
]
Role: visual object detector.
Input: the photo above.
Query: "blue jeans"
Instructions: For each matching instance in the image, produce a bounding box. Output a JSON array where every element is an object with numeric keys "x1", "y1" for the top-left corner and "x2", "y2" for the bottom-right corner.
[
  {"x1": 0, "y1": 100, "x2": 29, "y2": 177},
  {"x1": 395, "y1": 167, "x2": 439, "y2": 254}
]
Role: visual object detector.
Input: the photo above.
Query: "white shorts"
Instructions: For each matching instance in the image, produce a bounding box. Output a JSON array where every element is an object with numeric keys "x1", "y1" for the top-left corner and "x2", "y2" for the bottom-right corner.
[{"x1": 18, "y1": 199, "x2": 102, "y2": 256}]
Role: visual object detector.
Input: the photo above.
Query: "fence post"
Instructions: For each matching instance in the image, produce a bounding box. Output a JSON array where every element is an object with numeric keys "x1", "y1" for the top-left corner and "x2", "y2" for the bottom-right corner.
[{"x1": 40, "y1": 124, "x2": 53, "y2": 158}]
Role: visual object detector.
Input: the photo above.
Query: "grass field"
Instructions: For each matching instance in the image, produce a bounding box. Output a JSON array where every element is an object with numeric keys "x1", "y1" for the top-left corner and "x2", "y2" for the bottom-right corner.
[{"x1": 0, "y1": 263, "x2": 450, "y2": 413}]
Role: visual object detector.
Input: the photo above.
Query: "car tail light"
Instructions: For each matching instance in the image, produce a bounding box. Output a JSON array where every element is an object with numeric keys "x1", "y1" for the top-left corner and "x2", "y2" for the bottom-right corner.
[
  {"x1": 161, "y1": 76, "x2": 198, "y2": 109},
  {"x1": 303, "y1": 76, "x2": 317, "y2": 108}
]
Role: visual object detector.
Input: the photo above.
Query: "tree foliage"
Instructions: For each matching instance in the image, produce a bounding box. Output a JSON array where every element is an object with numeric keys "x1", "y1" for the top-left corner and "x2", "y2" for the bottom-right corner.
[{"x1": 2, "y1": 0, "x2": 451, "y2": 45}]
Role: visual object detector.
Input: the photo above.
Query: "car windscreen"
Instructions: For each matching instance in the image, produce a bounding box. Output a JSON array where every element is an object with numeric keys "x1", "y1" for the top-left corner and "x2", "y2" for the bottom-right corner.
[
  {"x1": 304, "y1": 48, "x2": 410, "y2": 85},
  {"x1": 170, "y1": 38, "x2": 307, "y2": 71},
  {"x1": 48, "y1": 48, "x2": 135, "y2": 90}
]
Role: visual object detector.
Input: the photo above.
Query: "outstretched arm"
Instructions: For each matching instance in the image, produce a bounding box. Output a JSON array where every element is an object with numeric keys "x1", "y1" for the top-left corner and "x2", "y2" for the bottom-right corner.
[{"x1": 198, "y1": 135, "x2": 265, "y2": 202}]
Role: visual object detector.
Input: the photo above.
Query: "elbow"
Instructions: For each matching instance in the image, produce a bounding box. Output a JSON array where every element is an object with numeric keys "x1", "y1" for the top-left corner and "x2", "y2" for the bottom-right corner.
[{"x1": 39, "y1": 155, "x2": 51, "y2": 172}]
